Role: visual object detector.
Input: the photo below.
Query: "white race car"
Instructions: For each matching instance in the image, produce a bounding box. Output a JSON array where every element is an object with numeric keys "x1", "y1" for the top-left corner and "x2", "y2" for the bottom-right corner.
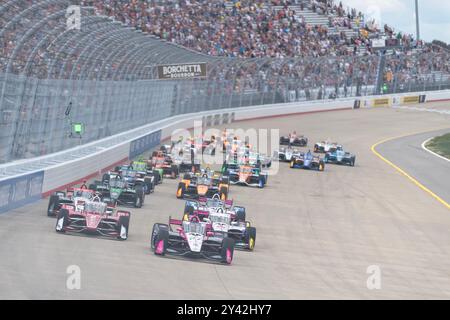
[
  {"x1": 273, "y1": 147, "x2": 302, "y2": 162},
  {"x1": 184, "y1": 198, "x2": 256, "y2": 251},
  {"x1": 314, "y1": 141, "x2": 342, "y2": 153}
]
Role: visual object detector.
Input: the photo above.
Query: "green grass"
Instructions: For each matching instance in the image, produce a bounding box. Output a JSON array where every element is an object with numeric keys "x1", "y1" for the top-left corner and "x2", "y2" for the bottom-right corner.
[{"x1": 426, "y1": 133, "x2": 450, "y2": 160}]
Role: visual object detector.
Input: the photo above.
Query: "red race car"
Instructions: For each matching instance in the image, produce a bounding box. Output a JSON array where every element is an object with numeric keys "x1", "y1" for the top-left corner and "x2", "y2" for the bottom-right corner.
[
  {"x1": 47, "y1": 187, "x2": 97, "y2": 217},
  {"x1": 150, "y1": 151, "x2": 179, "y2": 179},
  {"x1": 55, "y1": 197, "x2": 131, "y2": 240}
]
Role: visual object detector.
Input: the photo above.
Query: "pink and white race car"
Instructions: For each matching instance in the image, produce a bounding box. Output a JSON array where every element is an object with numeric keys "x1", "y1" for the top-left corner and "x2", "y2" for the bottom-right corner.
[
  {"x1": 55, "y1": 197, "x2": 131, "y2": 240},
  {"x1": 151, "y1": 215, "x2": 235, "y2": 264}
]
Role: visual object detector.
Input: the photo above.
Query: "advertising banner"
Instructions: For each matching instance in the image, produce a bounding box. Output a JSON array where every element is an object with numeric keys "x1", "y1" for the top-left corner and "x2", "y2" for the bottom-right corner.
[
  {"x1": 402, "y1": 96, "x2": 420, "y2": 104},
  {"x1": 157, "y1": 63, "x2": 207, "y2": 80},
  {"x1": 372, "y1": 98, "x2": 391, "y2": 107},
  {"x1": 0, "y1": 171, "x2": 44, "y2": 214},
  {"x1": 129, "y1": 130, "x2": 162, "y2": 159}
]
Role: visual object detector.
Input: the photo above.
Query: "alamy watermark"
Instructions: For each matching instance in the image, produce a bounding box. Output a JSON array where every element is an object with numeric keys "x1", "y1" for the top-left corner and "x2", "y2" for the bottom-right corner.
[
  {"x1": 66, "y1": 265, "x2": 81, "y2": 290},
  {"x1": 66, "y1": 5, "x2": 81, "y2": 31},
  {"x1": 366, "y1": 265, "x2": 381, "y2": 290},
  {"x1": 169, "y1": 121, "x2": 281, "y2": 175}
]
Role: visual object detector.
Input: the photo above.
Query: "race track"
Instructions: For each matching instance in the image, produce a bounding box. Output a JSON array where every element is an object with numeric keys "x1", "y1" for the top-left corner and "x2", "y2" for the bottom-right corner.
[
  {"x1": 1, "y1": 102, "x2": 450, "y2": 299},
  {"x1": 376, "y1": 129, "x2": 450, "y2": 205}
]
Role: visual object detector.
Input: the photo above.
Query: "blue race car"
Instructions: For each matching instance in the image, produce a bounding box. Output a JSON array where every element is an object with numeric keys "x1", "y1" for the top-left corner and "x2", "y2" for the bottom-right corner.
[
  {"x1": 290, "y1": 151, "x2": 325, "y2": 171},
  {"x1": 324, "y1": 149, "x2": 356, "y2": 166}
]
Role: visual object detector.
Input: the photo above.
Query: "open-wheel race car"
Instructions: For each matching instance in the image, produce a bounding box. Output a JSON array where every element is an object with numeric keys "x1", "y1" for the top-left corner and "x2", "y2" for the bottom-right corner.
[
  {"x1": 280, "y1": 133, "x2": 308, "y2": 147},
  {"x1": 130, "y1": 160, "x2": 162, "y2": 187},
  {"x1": 151, "y1": 215, "x2": 235, "y2": 265},
  {"x1": 200, "y1": 136, "x2": 217, "y2": 156},
  {"x1": 47, "y1": 188, "x2": 97, "y2": 217},
  {"x1": 314, "y1": 141, "x2": 342, "y2": 153},
  {"x1": 116, "y1": 165, "x2": 155, "y2": 194},
  {"x1": 273, "y1": 147, "x2": 302, "y2": 162},
  {"x1": 324, "y1": 148, "x2": 356, "y2": 166},
  {"x1": 176, "y1": 171, "x2": 229, "y2": 200},
  {"x1": 150, "y1": 151, "x2": 179, "y2": 179},
  {"x1": 91, "y1": 175, "x2": 145, "y2": 208},
  {"x1": 183, "y1": 198, "x2": 256, "y2": 251},
  {"x1": 55, "y1": 196, "x2": 131, "y2": 240},
  {"x1": 226, "y1": 164, "x2": 268, "y2": 188},
  {"x1": 290, "y1": 151, "x2": 325, "y2": 171}
]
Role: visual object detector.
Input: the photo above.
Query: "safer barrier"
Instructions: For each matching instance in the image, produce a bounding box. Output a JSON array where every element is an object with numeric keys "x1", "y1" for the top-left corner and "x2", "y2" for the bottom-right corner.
[
  {"x1": 0, "y1": 89, "x2": 449, "y2": 214},
  {"x1": 0, "y1": 171, "x2": 44, "y2": 214}
]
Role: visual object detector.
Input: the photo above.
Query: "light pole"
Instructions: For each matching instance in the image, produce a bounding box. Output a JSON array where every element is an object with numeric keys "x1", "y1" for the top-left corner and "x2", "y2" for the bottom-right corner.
[{"x1": 415, "y1": 0, "x2": 420, "y2": 41}]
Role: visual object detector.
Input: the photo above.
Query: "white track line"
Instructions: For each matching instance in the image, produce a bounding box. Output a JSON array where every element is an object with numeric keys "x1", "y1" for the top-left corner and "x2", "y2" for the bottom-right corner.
[
  {"x1": 421, "y1": 137, "x2": 450, "y2": 163},
  {"x1": 393, "y1": 106, "x2": 450, "y2": 115}
]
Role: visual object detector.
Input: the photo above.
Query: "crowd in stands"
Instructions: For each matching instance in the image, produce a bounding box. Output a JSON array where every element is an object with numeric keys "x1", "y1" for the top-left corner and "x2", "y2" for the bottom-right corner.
[
  {"x1": 0, "y1": 0, "x2": 448, "y2": 97},
  {"x1": 82, "y1": 0, "x2": 369, "y2": 58}
]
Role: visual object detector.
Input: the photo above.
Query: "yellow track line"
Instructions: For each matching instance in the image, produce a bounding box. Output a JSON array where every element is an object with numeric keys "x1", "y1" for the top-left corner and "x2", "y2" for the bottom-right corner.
[{"x1": 371, "y1": 136, "x2": 450, "y2": 210}]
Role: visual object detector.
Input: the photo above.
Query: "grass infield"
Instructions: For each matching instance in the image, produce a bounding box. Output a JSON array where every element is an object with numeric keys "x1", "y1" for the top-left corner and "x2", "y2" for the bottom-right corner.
[{"x1": 426, "y1": 133, "x2": 450, "y2": 160}]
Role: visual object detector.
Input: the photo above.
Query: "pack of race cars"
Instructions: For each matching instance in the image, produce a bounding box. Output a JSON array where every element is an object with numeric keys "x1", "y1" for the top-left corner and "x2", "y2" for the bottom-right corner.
[
  {"x1": 46, "y1": 131, "x2": 355, "y2": 265},
  {"x1": 274, "y1": 133, "x2": 357, "y2": 171}
]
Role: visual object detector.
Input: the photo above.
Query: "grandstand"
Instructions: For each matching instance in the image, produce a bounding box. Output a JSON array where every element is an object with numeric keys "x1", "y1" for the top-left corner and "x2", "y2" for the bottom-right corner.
[{"x1": 0, "y1": 0, "x2": 449, "y2": 162}]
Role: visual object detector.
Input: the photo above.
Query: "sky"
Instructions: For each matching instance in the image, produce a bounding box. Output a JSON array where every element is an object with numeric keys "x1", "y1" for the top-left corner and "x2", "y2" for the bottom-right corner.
[{"x1": 339, "y1": 0, "x2": 450, "y2": 43}]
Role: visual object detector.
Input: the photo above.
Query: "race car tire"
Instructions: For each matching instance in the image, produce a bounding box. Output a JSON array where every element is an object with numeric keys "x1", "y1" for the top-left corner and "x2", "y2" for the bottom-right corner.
[
  {"x1": 219, "y1": 186, "x2": 228, "y2": 201},
  {"x1": 134, "y1": 196, "x2": 142, "y2": 208},
  {"x1": 350, "y1": 157, "x2": 356, "y2": 167},
  {"x1": 157, "y1": 171, "x2": 163, "y2": 184},
  {"x1": 154, "y1": 228, "x2": 169, "y2": 256},
  {"x1": 55, "y1": 209, "x2": 70, "y2": 232},
  {"x1": 47, "y1": 195, "x2": 60, "y2": 217},
  {"x1": 245, "y1": 227, "x2": 256, "y2": 251},
  {"x1": 258, "y1": 176, "x2": 265, "y2": 188},
  {"x1": 144, "y1": 178, "x2": 153, "y2": 195},
  {"x1": 220, "y1": 176, "x2": 230, "y2": 185},
  {"x1": 117, "y1": 215, "x2": 130, "y2": 240},
  {"x1": 151, "y1": 223, "x2": 169, "y2": 249},
  {"x1": 102, "y1": 173, "x2": 110, "y2": 185},
  {"x1": 171, "y1": 165, "x2": 179, "y2": 179},
  {"x1": 134, "y1": 187, "x2": 144, "y2": 208},
  {"x1": 290, "y1": 160, "x2": 295, "y2": 168},
  {"x1": 176, "y1": 183, "x2": 186, "y2": 199},
  {"x1": 220, "y1": 238, "x2": 235, "y2": 265},
  {"x1": 319, "y1": 162, "x2": 325, "y2": 172}
]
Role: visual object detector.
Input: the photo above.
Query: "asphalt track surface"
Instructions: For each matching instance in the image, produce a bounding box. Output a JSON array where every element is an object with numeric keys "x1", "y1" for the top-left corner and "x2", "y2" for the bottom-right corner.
[
  {"x1": 376, "y1": 129, "x2": 450, "y2": 205},
  {"x1": 0, "y1": 102, "x2": 450, "y2": 299}
]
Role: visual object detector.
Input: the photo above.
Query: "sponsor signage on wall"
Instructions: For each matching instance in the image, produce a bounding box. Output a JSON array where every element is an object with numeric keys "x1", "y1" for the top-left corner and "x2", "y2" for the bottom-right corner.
[
  {"x1": 373, "y1": 98, "x2": 391, "y2": 107},
  {"x1": 202, "y1": 113, "x2": 235, "y2": 127},
  {"x1": 157, "y1": 63, "x2": 207, "y2": 80},
  {"x1": 0, "y1": 171, "x2": 44, "y2": 214},
  {"x1": 402, "y1": 96, "x2": 420, "y2": 104},
  {"x1": 129, "y1": 130, "x2": 162, "y2": 159},
  {"x1": 401, "y1": 95, "x2": 426, "y2": 105}
]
